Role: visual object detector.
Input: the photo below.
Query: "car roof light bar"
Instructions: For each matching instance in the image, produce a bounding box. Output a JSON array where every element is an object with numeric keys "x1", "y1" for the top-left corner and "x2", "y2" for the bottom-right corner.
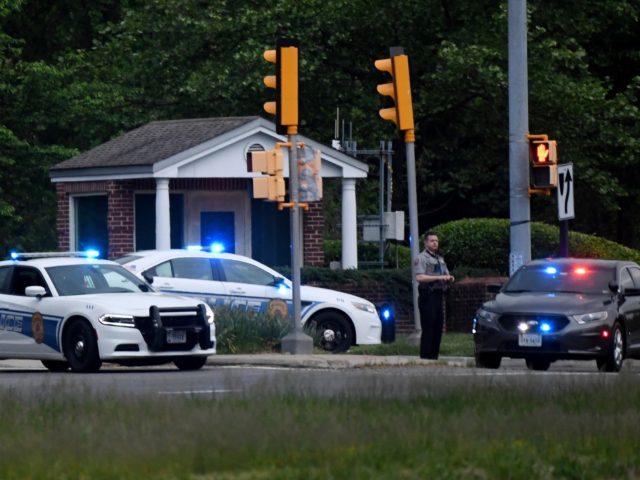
[{"x1": 9, "y1": 250, "x2": 101, "y2": 260}]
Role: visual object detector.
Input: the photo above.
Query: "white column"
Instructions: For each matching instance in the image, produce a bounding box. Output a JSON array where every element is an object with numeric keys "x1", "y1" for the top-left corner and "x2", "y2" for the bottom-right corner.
[
  {"x1": 341, "y1": 178, "x2": 358, "y2": 269},
  {"x1": 155, "y1": 178, "x2": 171, "y2": 250}
]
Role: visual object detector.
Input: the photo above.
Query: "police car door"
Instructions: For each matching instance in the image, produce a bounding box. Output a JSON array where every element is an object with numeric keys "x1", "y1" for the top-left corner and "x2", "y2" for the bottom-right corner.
[
  {"x1": 143, "y1": 257, "x2": 225, "y2": 309},
  {"x1": 214, "y1": 258, "x2": 282, "y2": 315},
  {"x1": 0, "y1": 266, "x2": 52, "y2": 356},
  {"x1": 623, "y1": 266, "x2": 640, "y2": 353}
]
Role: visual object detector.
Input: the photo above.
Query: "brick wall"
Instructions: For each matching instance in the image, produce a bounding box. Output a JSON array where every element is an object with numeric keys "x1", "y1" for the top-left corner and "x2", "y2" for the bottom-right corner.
[
  {"x1": 309, "y1": 276, "x2": 507, "y2": 334},
  {"x1": 303, "y1": 201, "x2": 324, "y2": 267},
  {"x1": 106, "y1": 181, "x2": 135, "y2": 259}
]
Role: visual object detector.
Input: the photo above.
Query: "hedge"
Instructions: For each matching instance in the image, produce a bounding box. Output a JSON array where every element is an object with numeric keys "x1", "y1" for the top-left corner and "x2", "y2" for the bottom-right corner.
[{"x1": 319, "y1": 218, "x2": 640, "y2": 276}]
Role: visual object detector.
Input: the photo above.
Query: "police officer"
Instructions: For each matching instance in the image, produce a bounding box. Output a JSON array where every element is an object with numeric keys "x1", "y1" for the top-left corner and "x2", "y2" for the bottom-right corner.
[{"x1": 414, "y1": 231, "x2": 454, "y2": 359}]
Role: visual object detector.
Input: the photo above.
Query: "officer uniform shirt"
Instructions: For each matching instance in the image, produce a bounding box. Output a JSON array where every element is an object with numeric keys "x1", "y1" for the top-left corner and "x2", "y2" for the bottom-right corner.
[{"x1": 415, "y1": 249, "x2": 449, "y2": 291}]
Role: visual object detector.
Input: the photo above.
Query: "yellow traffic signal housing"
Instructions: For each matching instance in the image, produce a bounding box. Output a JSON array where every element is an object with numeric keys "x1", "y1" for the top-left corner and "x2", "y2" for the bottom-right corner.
[
  {"x1": 375, "y1": 51, "x2": 414, "y2": 131},
  {"x1": 298, "y1": 147, "x2": 323, "y2": 202},
  {"x1": 247, "y1": 149, "x2": 285, "y2": 202},
  {"x1": 529, "y1": 140, "x2": 558, "y2": 189},
  {"x1": 263, "y1": 39, "x2": 298, "y2": 134}
]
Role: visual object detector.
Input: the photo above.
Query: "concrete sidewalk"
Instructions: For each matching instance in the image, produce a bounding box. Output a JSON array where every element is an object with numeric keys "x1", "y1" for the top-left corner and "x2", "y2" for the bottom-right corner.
[
  {"x1": 0, "y1": 354, "x2": 476, "y2": 370},
  {"x1": 206, "y1": 353, "x2": 476, "y2": 369}
]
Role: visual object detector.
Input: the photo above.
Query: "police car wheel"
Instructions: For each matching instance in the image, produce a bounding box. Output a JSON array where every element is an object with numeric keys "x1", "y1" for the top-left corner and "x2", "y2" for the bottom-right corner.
[
  {"x1": 311, "y1": 312, "x2": 353, "y2": 353},
  {"x1": 41, "y1": 360, "x2": 69, "y2": 372},
  {"x1": 598, "y1": 322, "x2": 625, "y2": 372},
  {"x1": 174, "y1": 356, "x2": 207, "y2": 370},
  {"x1": 63, "y1": 319, "x2": 102, "y2": 373}
]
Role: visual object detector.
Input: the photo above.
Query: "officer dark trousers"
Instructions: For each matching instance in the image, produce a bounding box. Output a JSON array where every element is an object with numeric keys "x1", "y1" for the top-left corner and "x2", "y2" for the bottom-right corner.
[{"x1": 419, "y1": 288, "x2": 444, "y2": 359}]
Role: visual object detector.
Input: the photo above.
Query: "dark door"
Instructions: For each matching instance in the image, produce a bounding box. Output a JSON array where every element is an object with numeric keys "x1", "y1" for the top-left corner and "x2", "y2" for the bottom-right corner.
[
  {"x1": 75, "y1": 195, "x2": 108, "y2": 257},
  {"x1": 200, "y1": 211, "x2": 235, "y2": 253}
]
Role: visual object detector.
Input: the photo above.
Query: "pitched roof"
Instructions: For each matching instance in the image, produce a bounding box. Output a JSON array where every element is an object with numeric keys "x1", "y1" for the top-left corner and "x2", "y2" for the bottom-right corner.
[{"x1": 51, "y1": 116, "x2": 259, "y2": 170}]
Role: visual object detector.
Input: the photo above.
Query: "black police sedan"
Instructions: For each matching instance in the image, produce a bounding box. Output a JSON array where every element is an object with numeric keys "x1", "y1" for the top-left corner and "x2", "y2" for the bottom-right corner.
[{"x1": 473, "y1": 258, "x2": 640, "y2": 372}]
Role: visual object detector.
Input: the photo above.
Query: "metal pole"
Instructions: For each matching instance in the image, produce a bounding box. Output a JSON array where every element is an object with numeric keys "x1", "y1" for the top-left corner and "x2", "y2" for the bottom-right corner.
[
  {"x1": 508, "y1": 0, "x2": 531, "y2": 275},
  {"x1": 386, "y1": 141, "x2": 393, "y2": 212},
  {"x1": 281, "y1": 126, "x2": 313, "y2": 354},
  {"x1": 379, "y1": 141, "x2": 385, "y2": 269},
  {"x1": 404, "y1": 131, "x2": 421, "y2": 344},
  {"x1": 559, "y1": 220, "x2": 569, "y2": 257}
]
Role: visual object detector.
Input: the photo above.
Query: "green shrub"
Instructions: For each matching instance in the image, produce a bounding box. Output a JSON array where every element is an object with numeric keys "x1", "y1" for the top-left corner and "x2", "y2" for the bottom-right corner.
[{"x1": 214, "y1": 306, "x2": 289, "y2": 354}]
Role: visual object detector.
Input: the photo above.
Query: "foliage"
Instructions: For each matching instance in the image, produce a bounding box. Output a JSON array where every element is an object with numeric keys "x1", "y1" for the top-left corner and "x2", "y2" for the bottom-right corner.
[
  {"x1": 435, "y1": 218, "x2": 640, "y2": 276},
  {"x1": 0, "y1": 0, "x2": 639, "y2": 253},
  {"x1": 214, "y1": 305, "x2": 289, "y2": 354},
  {"x1": 324, "y1": 239, "x2": 412, "y2": 269}
]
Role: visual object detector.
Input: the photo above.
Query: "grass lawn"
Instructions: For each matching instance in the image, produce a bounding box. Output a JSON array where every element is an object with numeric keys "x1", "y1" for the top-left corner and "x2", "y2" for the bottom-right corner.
[
  {"x1": 2, "y1": 378, "x2": 639, "y2": 479},
  {"x1": 348, "y1": 332, "x2": 474, "y2": 357}
]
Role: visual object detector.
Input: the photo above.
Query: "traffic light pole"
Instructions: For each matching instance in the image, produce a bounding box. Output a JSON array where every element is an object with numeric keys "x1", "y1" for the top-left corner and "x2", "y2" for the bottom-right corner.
[
  {"x1": 404, "y1": 130, "x2": 422, "y2": 344},
  {"x1": 281, "y1": 126, "x2": 313, "y2": 354}
]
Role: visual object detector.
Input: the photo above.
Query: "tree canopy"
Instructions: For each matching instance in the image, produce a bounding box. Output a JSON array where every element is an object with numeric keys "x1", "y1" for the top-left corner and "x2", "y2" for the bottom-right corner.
[{"x1": 1, "y1": 0, "x2": 638, "y2": 254}]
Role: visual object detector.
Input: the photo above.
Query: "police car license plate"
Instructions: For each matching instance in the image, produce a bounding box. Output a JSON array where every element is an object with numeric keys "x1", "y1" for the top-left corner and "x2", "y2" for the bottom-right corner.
[
  {"x1": 167, "y1": 330, "x2": 187, "y2": 344},
  {"x1": 518, "y1": 333, "x2": 542, "y2": 347}
]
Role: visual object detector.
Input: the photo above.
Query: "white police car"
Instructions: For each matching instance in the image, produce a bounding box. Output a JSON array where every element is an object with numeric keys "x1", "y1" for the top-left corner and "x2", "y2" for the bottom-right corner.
[
  {"x1": 0, "y1": 252, "x2": 216, "y2": 372},
  {"x1": 116, "y1": 250, "x2": 382, "y2": 352}
]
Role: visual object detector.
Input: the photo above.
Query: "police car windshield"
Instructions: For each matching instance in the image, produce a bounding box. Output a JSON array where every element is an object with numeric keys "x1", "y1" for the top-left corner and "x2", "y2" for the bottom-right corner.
[
  {"x1": 46, "y1": 264, "x2": 149, "y2": 296},
  {"x1": 504, "y1": 264, "x2": 615, "y2": 295}
]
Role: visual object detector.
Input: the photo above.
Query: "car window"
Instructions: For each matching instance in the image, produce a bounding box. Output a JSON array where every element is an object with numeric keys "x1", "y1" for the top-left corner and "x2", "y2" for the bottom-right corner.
[
  {"x1": 628, "y1": 267, "x2": 640, "y2": 288},
  {"x1": 504, "y1": 264, "x2": 615, "y2": 295},
  {"x1": 10, "y1": 267, "x2": 49, "y2": 296},
  {"x1": 144, "y1": 260, "x2": 174, "y2": 278},
  {"x1": 171, "y1": 258, "x2": 213, "y2": 281},
  {"x1": 620, "y1": 269, "x2": 634, "y2": 290},
  {"x1": 46, "y1": 264, "x2": 146, "y2": 296},
  {"x1": 218, "y1": 259, "x2": 275, "y2": 286},
  {"x1": 0, "y1": 266, "x2": 11, "y2": 293}
]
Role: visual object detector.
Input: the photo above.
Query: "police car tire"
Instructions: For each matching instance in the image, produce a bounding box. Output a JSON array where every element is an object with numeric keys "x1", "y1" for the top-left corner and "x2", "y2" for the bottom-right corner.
[
  {"x1": 174, "y1": 356, "x2": 207, "y2": 370},
  {"x1": 41, "y1": 360, "x2": 69, "y2": 372},
  {"x1": 311, "y1": 312, "x2": 353, "y2": 353},
  {"x1": 63, "y1": 319, "x2": 102, "y2": 373},
  {"x1": 598, "y1": 322, "x2": 625, "y2": 373},
  {"x1": 475, "y1": 352, "x2": 501, "y2": 369}
]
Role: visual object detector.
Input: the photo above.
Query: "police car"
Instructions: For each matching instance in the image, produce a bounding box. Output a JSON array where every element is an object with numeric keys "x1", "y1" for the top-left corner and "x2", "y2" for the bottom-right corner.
[
  {"x1": 0, "y1": 252, "x2": 216, "y2": 373},
  {"x1": 473, "y1": 258, "x2": 640, "y2": 372},
  {"x1": 116, "y1": 249, "x2": 382, "y2": 352}
]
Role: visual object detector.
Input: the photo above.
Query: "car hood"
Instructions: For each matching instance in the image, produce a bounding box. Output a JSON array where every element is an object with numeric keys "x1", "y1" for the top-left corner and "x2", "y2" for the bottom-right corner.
[
  {"x1": 484, "y1": 291, "x2": 614, "y2": 315},
  {"x1": 67, "y1": 292, "x2": 203, "y2": 315},
  {"x1": 300, "y1": 285, "x2": 373, "y2": 306}
]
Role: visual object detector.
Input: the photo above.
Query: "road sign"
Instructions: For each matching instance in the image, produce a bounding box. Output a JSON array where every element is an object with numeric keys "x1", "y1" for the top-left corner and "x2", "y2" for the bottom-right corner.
[{"x1": 557, "y1": 163, "x2": 574, "y2": 220}]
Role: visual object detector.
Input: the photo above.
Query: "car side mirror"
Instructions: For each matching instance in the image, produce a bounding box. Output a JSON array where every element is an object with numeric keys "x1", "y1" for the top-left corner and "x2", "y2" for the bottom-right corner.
[
  {"x1": 25, "y1": 286, "x2": 46, "y2": 298},
  {"x1": 142, "y1": 272, "x2": 154, "y2": 285},
  {"x1": 486, "y1": 284, "x2": 502, "y2": 294},
  {"x1": 609, "y1": 281, "x2": 619, "y2": 294}
]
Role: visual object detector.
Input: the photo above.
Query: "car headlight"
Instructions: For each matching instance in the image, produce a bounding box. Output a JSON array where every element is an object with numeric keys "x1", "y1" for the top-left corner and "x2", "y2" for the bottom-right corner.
[
  {"x1": 351, "y1": 301, "x2": 376, "y2": 314},
  {"x1": 204, "y1": 304, "x2": 215, "y2": 325},
  {"x1": 475, "y1": 308, "x2": 500, "y2": 323},
  {"x1": 570, "y1": 311, "x2": 608, "y2": 325},
  {"x1": 99, "y1": 314, "x2": 135, "y2": 328}
]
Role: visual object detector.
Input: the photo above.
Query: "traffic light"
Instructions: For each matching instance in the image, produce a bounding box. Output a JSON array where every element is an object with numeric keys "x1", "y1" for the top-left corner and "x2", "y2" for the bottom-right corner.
[
  {"x1": 247, "y1": 149, "x2": 285, "y2": 201},
  {"x1": 298, "y1": 147, "x2": 322, "y2": 202},
  {"x1": 529, "y1": 140, "x2": 558, "y2": 189},
  {"x1": 263, "y1": 39, "x2": 298, "y2": 134},
  {"x1": 375, "y1": 49, "x2": 414, "y2": 131}
]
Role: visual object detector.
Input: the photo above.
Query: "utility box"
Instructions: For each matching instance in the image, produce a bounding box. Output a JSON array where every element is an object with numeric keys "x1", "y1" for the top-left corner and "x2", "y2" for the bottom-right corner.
[{"x1": 362, "y1": 211, "x2": 405, "y2": 241}]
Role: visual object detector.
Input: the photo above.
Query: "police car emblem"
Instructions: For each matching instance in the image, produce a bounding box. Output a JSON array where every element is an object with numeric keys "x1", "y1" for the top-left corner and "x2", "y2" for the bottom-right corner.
[{"x1": 31, "y1": 311, "x2": 44, "y2": 344}]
